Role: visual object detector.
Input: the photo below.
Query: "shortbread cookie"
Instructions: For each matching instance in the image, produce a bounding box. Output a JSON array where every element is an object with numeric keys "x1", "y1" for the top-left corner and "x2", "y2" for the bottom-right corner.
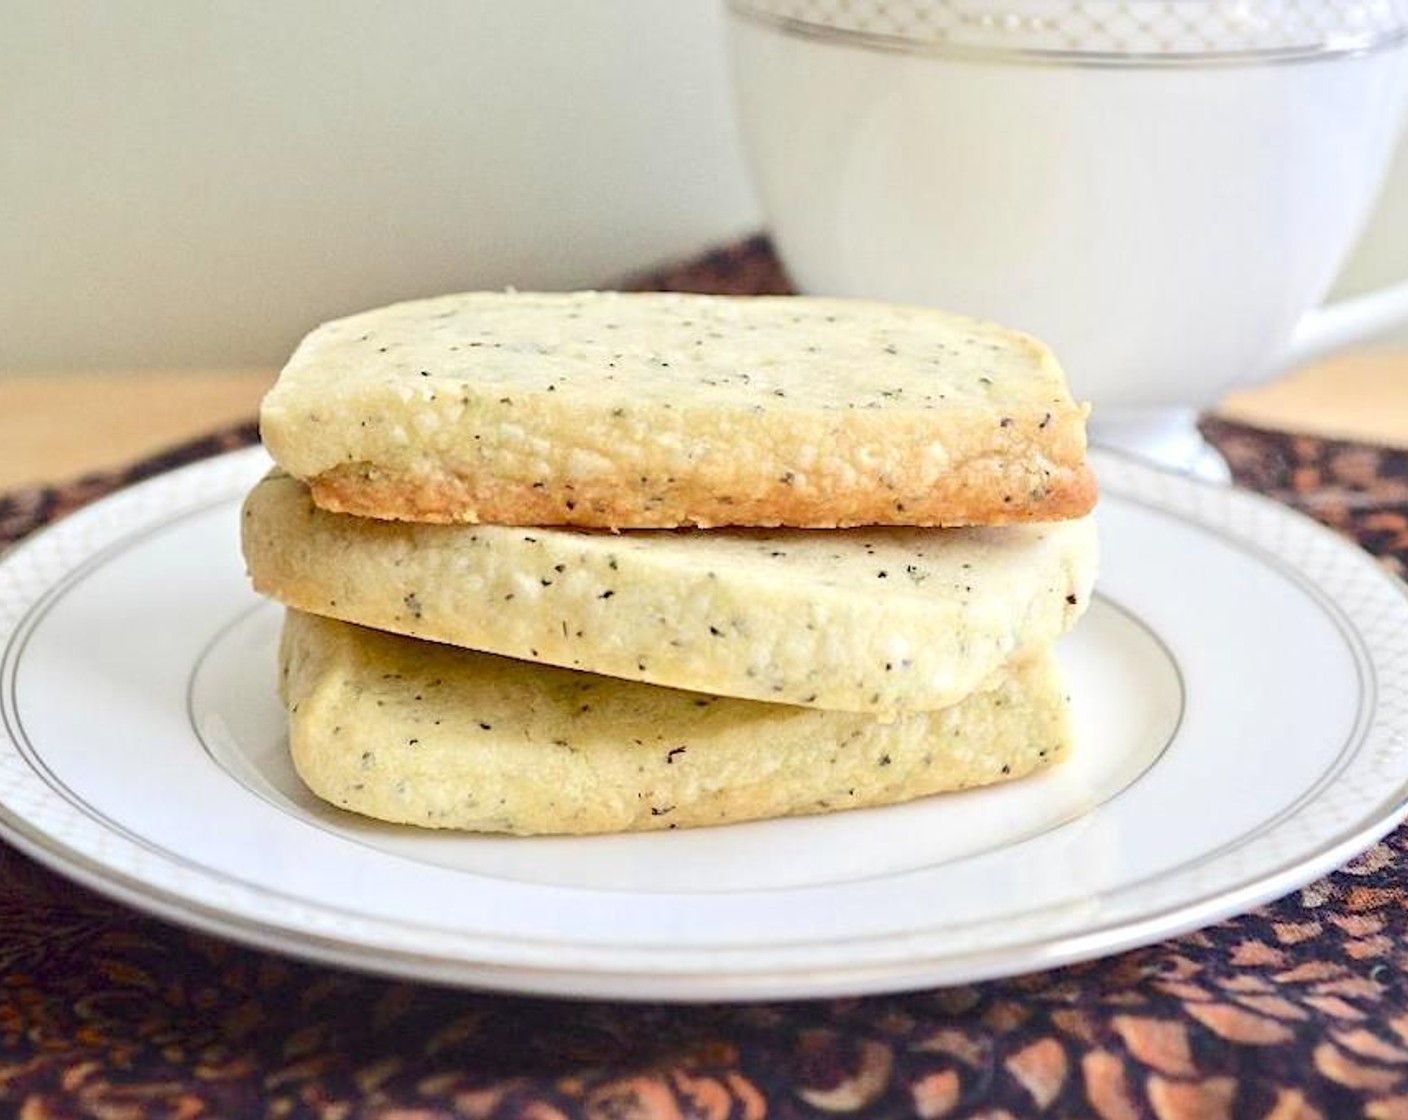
[
  {"x1": 280, "y1": 610, "x2": 1072, "y2": 835},
  {"x1": 259, "y1": 291, "x2": 1095, "y2": 529},
  {"x1": 243, "y1": 471, "x2": 1096, "y2": 714}
]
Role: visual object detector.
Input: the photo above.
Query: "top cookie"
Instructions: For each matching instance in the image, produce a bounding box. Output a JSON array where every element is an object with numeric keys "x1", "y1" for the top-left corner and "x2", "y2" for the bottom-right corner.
[{"x1": 260, "y1": 291, "x2": 1095, "y2": 529}]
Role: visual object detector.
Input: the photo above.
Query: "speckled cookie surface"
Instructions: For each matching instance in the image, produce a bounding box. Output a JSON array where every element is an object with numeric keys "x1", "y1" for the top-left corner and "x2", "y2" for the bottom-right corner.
[
  {"x1": 243, "y1": 472, "x2": 1096, "y2": 714},
  {"x1": 280, "y1": 610, "x2": 1072, "y2": 835},
  {"x1": 259, "y1": 291, "x2": 1095, "y2": 529}
]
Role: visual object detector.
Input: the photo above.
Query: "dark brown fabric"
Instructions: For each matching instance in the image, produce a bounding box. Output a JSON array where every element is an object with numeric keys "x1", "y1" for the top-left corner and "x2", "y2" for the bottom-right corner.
[
  {"x1": 624, "y1": 233, "x2": 795, "y2": 297},
  {"x1": 3, "y1": 239, "x2": 1407, "y2": 1119}
]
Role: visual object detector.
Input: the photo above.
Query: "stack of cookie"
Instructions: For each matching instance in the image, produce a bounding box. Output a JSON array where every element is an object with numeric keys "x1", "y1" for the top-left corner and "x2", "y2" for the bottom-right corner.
[{"x1": 241, "y1": 291, "x2": 1098, "y2": 834}]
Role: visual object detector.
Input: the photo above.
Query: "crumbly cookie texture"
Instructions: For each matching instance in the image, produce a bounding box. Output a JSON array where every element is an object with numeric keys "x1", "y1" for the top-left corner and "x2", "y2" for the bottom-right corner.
[
  {"x1": 280, "y1": 610, "x2": 1073, "y2": 835},
  {"x1": 259, "y1": 291, "x2": 1095, "y2": 529},
  {"x1": 242, "y1": 471, "x2": 1096, "y2": 715}
]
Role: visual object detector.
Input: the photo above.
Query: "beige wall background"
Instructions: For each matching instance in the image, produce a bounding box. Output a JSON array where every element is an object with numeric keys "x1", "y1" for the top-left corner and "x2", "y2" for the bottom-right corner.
[
  {"x1": 1, "y1": 1, "x2": 762, "y2": 372},
  {"x1": 3, "y1": 2, "x2": 1406, "y2": 373},
  {"x1": 1344, "y1": 128, "x2": 1408, "y2": 323}
]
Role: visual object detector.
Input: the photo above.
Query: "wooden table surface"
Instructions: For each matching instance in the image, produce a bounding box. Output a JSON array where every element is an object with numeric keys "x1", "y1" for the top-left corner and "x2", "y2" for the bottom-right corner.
[{"x1": 2, "y1": 350, "x2": 1407, "y2": 491}]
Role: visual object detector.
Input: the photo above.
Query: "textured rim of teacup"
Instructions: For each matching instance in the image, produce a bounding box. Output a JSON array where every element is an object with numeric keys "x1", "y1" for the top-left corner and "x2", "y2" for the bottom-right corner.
[{"x1": 726, "y1": 0, "x2": 1408, "y2": 67}]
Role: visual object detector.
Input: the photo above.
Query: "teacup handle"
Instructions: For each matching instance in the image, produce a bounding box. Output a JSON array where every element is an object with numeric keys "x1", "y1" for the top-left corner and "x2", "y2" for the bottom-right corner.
[{"x1": 1278, "y1": 280, "x2": 1408, "y2": 371}]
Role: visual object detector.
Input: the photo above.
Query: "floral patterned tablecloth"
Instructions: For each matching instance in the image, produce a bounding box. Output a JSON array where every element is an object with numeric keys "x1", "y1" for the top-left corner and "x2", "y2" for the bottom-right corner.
[{"x1": 1, "y1": 240, "x2": 1407, "y2": 1120}]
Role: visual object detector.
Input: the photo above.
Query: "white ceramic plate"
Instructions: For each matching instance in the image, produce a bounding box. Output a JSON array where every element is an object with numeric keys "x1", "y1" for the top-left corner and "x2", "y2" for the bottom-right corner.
[{"x1": 2, "y1": 447, "x2": 1406, "y2": 1000}]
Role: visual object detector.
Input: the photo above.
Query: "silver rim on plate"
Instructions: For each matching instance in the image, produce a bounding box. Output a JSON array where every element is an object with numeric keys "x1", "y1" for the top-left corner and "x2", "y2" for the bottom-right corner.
[{"x1": 0, "y1": 447, "x2": 1407, "y2": 999}]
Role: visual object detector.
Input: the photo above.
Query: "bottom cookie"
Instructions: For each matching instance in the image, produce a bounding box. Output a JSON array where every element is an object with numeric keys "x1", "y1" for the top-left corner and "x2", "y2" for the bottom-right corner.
[{"x1": 280, "y1": 609, "x2": 1073, "y2": 835}]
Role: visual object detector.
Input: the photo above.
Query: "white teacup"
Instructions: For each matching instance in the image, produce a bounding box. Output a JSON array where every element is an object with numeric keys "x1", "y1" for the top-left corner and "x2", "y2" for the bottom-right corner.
[{"x1": 726, "y1": 1, "x2": 1408, "y2": 467}]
